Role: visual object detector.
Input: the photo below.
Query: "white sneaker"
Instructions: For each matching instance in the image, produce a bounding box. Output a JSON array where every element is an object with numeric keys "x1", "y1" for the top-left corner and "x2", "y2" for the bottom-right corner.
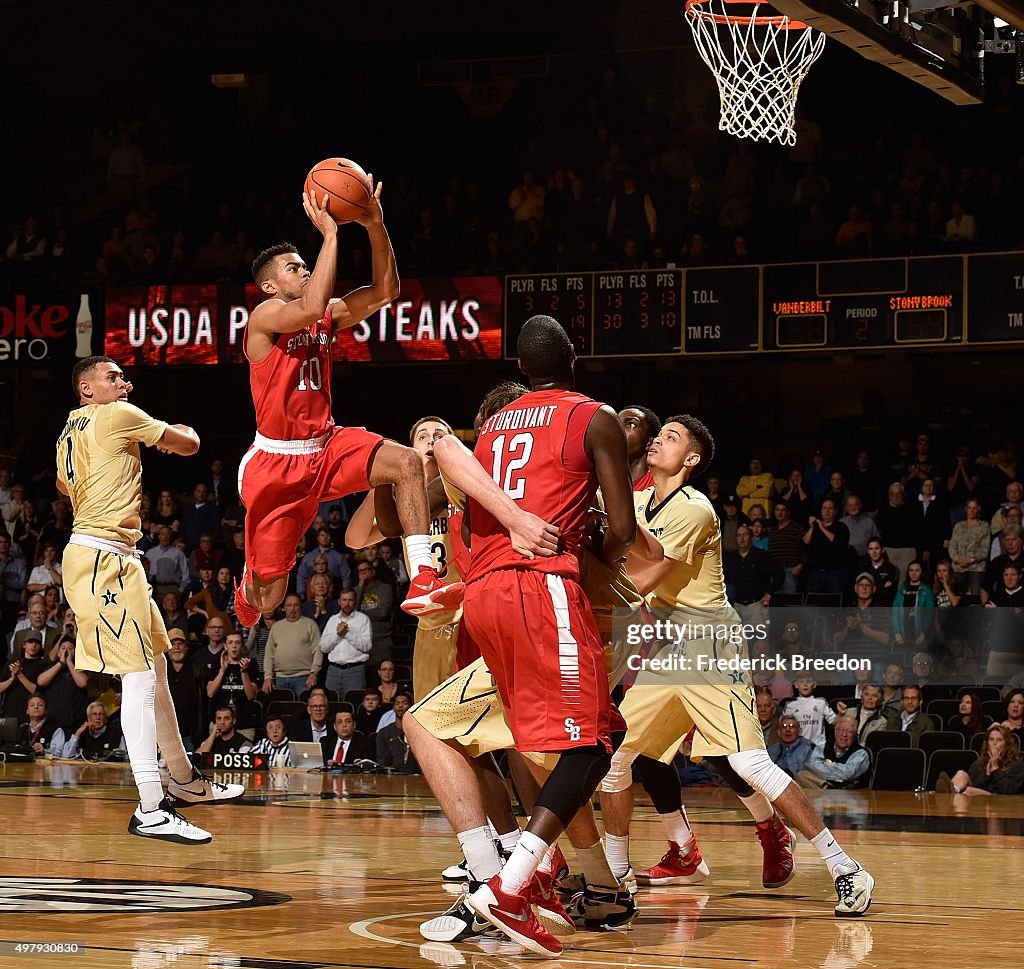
[
  {"x1": 441, "y1": 858, "x2": 471, "y2": 882},
  {"x1": 128, "y1": 799, "x2": 212, "y2": 844},
  {"x1": 833, "y1": 864, "x2": 875, "y2": 917},
  {"x1": 167, "y1": 767, "x2": 245, "y2": 806}
]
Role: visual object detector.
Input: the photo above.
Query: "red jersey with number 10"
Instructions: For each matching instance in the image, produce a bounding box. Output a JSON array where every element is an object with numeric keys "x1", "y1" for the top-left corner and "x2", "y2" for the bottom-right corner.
[
  {"x1": 468, "y1": 388, "x2": 603, "y2": 583},
  {"x1": 246, "y1": 307, "x2": 334, "y2": 440}
]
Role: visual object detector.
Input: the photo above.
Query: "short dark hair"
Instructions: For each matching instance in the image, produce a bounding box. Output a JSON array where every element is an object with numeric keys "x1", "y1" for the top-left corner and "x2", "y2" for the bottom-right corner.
[
  {"x1": 71, "y1": 355, "x2": 117, "y2": 397},
  {"x1": 264, "y1": 714, "x2": 286, "y2": 729},
  {"x1": 393, "y1": 690, "x2": 413, "y2": 704},
  {"x1": 621, "y1": 405, "x2": 662, "y2": 440},
  {"x1": 663, "y1": 414, "x2": 715, "y2": 475},
  {"x1": 517, "y1": 315, "x2": 574, "y2": 379},
  {"x1": 409, "y1": 415, "x2": 452, "y2": 444},
  {"x1": 252, "y1": 243, "x2": 298, "y2": 285},
  {"x1": 214, "y1": 705, "x2": 236, "y2": 718},
  {"x1": 480, "y1": 381, "x2": 528, "y2": 421},
  {"x1": 284, "y1": 592, "x2": 303, "y2": 604}
]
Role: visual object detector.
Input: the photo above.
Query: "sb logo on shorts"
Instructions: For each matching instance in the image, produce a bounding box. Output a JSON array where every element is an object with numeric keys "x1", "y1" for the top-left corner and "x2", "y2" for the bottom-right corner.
[{"x1": 563, "y1": 717, "x2": 581, "y2": 742}]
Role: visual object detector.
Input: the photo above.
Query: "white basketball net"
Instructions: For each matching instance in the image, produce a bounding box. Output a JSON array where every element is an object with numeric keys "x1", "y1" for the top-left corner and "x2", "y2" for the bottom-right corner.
[{"x1": 685, "y1": 0, "x2": 826, "y2": 146}]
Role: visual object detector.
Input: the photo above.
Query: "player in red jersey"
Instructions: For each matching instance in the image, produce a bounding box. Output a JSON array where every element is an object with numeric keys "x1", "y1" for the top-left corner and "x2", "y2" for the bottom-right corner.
[
  {"x1": 620, "y1": 405, "x2": 660, "y2": 492},
  {"x1": 452, "y1": 315, "x2": 636, "y2": 956},
  {"x1": 233, "y1": 187, "x2": 457, "y2": 628}
]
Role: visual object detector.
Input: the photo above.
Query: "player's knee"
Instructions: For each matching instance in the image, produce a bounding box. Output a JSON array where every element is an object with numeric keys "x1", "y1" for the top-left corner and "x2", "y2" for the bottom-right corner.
[
  {"x1": 600, "y1": 748, "x2": 638, "y2": 794},
  {"x1": 726, "y1": 749, "x2": 792, "y2": 802},
  {"x1": 702, "y1": 755, "x2": 755, "y2": 796},
  {"x1": 534, "y1": 744, "x2": 611, "y2": 828}
]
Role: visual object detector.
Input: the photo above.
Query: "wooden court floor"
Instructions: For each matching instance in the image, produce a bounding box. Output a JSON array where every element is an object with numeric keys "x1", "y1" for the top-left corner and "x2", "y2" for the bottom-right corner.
[{"x1": 0, "y1": 760, "x2": 1020, "y2": 969}]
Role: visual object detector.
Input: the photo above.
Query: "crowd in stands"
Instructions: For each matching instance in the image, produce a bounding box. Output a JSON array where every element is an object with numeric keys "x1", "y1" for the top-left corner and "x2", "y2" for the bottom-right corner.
[
  {"x1": 3, "y1": 61, "x2": 1023, "y2": 292},
  {"x1": 2, "y1": 426, "x2": 1023, "y2": 791}
]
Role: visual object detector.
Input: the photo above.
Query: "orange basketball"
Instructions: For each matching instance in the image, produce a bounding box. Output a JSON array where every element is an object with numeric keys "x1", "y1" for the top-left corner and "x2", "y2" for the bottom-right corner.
[{"x1": 304, "y1": 157, "x2": 372, "y2": 224}]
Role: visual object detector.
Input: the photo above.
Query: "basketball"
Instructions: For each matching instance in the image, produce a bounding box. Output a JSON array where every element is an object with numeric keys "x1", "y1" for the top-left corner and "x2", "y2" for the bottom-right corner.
[{"x1": 304, "y1": 157, "x2": 372, "y2": 223}]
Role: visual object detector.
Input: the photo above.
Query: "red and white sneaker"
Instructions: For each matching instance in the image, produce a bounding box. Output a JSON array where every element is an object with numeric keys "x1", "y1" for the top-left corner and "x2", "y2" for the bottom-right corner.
[
  {"x1": 755, "y1": 812, "x2": 796, "y2": 888},
  {"x1": 232, "y1": 573, "x2": 261, "y2": 628},
  {"x1": 529, "y1": 871, "x2": 575, "y2": 936},
  {"x1": 401, "y1": 566, "x2": 465, "y2": 617},
  {"x1": 467, "y1": 874, "x2": 563, "y2": 958},
  {"x1": 550, "y1": 843, "x2": 569, "y2": 884},
  {"x1": 634, "y1": 839, "x2": 710, "y2": 886}
]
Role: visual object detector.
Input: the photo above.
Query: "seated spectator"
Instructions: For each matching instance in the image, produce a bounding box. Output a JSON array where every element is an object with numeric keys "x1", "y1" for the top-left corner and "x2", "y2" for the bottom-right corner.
[
  {"x1": 379, "y1": 543, "x2": 409, "y2": 591},
  {"x1": 376, "y1": 659, "x2": 410, "y2": 706},
  {"x1": 27, "y1": 543, "x2": 63, "y2": 597},
  {"x1": 192, "y1": 616, "x2": 229, "y2": 679},
  {"x1": 196, "y1": 706, "x2": 252, "y2": 755},
  {"x1": 287, "y1": 688, "x2": 331, "y2": 743},
  {"x1": 768, "y1": 714, "x2": 813, "y2": 777},
  {"x1": 189, "y1": 533, "x2": 223, "y2": 575},
  {"x1": 355, "y1": 563, "x2": 395, "y2": 667},
  {"x1": 756, "y1": 690, "x2": 780, "y2": 746},
  {"x1": 37, "y1": 499, "x2": 72, "y2": 557},
  {"x1": 150, "y1": 490, "x2": 181, "y2": 538},
  {"x1": 885, "y1": 685, "x2": 935, "y2": 745},
  {"x1": 719, "y1": 496, "x2": 743, "y2": 554},
  {"x1": 375, "y1": 692, "x2": 419, "y2": 773},
  {"x1": 246, "y1": 608, "x2": 278, "y2": 672},
  {"x1": 205, "y1": 632, "x2": 261, "y2": 733},
  {"x1": 944, "y1": 200, "x2": 976, "y2": 245},
  {"x1": 185, "y1": 564, "x2": 232, "y2": 630},
  {"x1": 842, "y1": 684, "x2": 889, "y2": 743},
  {"x1": 211, "y1": 566, "x2": 235, "y2": 619},
  {"x1": 939, "y1": 724, "x2": 1024, "y2": 795},
  {"x1": 62, "y1": 702, "x2": 126, "y2": 759},
  {"x1": 893, "y1": 561, "x2": 935, "y2": 650},
  {"x1": 17, "y1": 695, "x2": 65, "y2": 757},
  {"x1": 0, "y1": 631, "x2": 48, "y2": 724},
  {"x1": 250, "y1": 714, "x2": 292, "y2": 767},
  {"x1": 880, "y1": 662, "x2": 905, "y2": 718},
  {"x1": 781, "y1": 467, "x2": 814, "y2": 524},
  {"x1": 937, "y1": 636, "x2": 977, "y2": 680},
  {"x1": 356, "y1": 688, "x2": 385, "y2": 734},
  {"x1": 795, "y1": 717, "x2": 870, "y2": 790},
  {"x1": 303, "y1": 555, "x2": 336, "y2": 602},
  {"x1": 222, "y1": 528, "x2": 246, "y2": 579},
  {"x1": 34, "y1": 634, "x2": 88, "y2": 732},
  {"x1": 320, "y1": 587, "x2": 373, "y2": 698},
  {"x1": 910, "y1": 652, "x2": 942, "y2": 691},
  {"x1": 42, "y1": 586, "x2": 63, "y2": 624},
  {"x1": 946, "y1": 691, "x2": 991, "y2": 740},
  {"x1": 303, "y1": 573, "x2": 339, "y2": 631},
  {"x1": 781, "y1": 674, "x2": 836, "y2": 746},
  {"x1": 321, "y1": 710, "x2": 373, "y2": 766},
  {"x1": 11, "y1": 598, "x2": 60, "y2": 656},
  {"x1": 297, "y1": 529, "x2": 351, "y2": 596},
  {"x1": 833, "y1": 573, "x2": 892, "y2": 655},
  {"x1": 146, "y1": 527, "x2": 190, "y2": 600},
  {"x1": 859, "y1": 540, "x2": 900, "y2": 606},
  {"x1": 990, "y1": 507, "x2": 1024, "y2": 559},
  {"x1": 824, "y1": 471, "x2": 848, "y2": 512},
  {"x1": 160, "y1": 591, "x2": 188, "y2": 633},
  {"x1": 164, "y1": 631, "x2": 202, "y2": 750},
  {"x1": 1000, "y1": 689, "x2": 1024, "y2": 746}
]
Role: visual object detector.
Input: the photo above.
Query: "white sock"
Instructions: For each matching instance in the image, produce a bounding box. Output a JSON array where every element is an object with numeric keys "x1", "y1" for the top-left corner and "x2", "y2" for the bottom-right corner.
[
  {"x1": 605, "y1": 833, "x2": 631, "y2": 880},
  {"x1": 658, "y1": 809, "x2": 694, "y2": 847},
  {"x1": 537, "y1": 843, "x2": 555, "y2": 874},
  {"x1": 458, "y1": 824, "x2": 501, "y2": 882},
  {"x1": 497, "y1": 827, "x2": 521, "y2": 854},
  {"x1": 498, "y1": 830, "x2": 547, "y2": 894},
  {"x1": 153, "y1": 652, "x2": 193, "y2": 784},
  {"x1": 576, "y1": 839, "x2": 618, "y2": 890},
  {"x1": 739, "y1": 792, "x2": 774, "y2": 823},
  {"x1": 405, "y1": 535, "x2": 433, "y2": 574},
  {"x1": 121, "y1": 669, "x2": 164, "y2": 812},
  {"x1": 810, "y1": 827, "x2": 857, "y2": 879}
]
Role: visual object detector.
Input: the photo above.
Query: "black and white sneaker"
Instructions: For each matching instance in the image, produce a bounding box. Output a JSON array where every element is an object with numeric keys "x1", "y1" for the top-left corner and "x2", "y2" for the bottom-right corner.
[
  {"x1": 567, "y1": 880, "x2": 639, "y2": 930},
  {"x1": 128, "y1": 798, "x2": 212, "y2": 844},
  {"x1": 833, "y1": 864, "x2": 874, "y2": 917},
  {"x1": 167, "y1": 767, "x2": 245, "y2": 807},
  {"x1": 441, "y1": 858, "x2": 472, "y2": 882},
  {"x1": 420, "y1": 891, "x2": 491, "y2": 942}
]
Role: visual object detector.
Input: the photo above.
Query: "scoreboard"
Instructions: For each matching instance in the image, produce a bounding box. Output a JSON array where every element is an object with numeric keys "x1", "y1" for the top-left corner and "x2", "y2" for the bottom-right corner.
[
  {"x1": 503, "y1": 251, "x2": 1023, "y2": 358},
  {"x1": 762, "y1": 256, "x2": 964, "y2": 350}
]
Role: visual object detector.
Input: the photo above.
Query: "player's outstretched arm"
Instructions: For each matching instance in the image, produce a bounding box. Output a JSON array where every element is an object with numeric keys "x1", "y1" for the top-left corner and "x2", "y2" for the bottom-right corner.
[
  {"x1": 586, "y1": 406, "x2": 636, "y2": 564},
  {"x1": 432, "y1": 434, "x2": 559, "y2": 558},
  {"x1": 156, "y1": 424, "x2": 200, "y2": 456},
  {"x1": 251, "y1": 191, "x2": 339, "y2": 337},
  {"x1": 330, "y1": 179, "x2": 400, "y2": 331}
]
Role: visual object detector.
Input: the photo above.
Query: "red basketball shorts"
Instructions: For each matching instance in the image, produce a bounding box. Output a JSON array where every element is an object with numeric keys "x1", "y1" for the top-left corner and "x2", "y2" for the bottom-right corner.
[
  {"x1": 463, "y1": 568, "x2": 611, "y2": 755},
  {"x1": 238, "y1": 426, "x2": 383, "y2": 580}
]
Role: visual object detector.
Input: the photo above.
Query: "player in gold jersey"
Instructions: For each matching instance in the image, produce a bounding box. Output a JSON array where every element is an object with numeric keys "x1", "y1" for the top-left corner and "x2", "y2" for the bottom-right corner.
[
  {"x1": 347, "y1": 415, "x2": 465, "y2": 700},
  {"x1": 598, "y1": 415, "x2": 875, "y2": 916},
  {"x1": 57, "y1": 357, "x2": 243, "y2": 844}
]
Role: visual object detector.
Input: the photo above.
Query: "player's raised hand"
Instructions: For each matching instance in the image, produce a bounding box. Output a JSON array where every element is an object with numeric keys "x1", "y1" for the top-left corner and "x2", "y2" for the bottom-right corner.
[
  {"x1": 302, "y1": 189, "x2": 337, "y2": 236},
  {"x1": 509, "y1": 510, "x2": 560, "y2": 559},
  {"x1": 354, "y1": 176, "x2": 384, "y2": 228}
]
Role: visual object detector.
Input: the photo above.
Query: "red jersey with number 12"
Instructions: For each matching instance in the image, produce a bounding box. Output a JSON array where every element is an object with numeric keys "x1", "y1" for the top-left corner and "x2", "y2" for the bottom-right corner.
[
  {"x1": 245, "y1": 307, "x2": 334, "y2": 440},
  {"x1": 468, "y1": 388, "x2": 603, "y2": 583}
]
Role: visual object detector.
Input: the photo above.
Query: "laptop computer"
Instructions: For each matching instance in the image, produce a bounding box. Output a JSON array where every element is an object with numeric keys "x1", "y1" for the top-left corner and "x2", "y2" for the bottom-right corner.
[{"x1": 289, "y1": 741, "x2": 325, "y2": 769}]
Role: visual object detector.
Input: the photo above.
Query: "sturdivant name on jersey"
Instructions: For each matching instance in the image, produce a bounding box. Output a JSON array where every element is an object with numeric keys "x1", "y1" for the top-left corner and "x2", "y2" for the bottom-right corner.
[
  {"x1": 479, "y1": 405, "x2": 558, "y2": 436},
  {"x1": 57, "y1": 415, "x2": 92, "y2": 442},
  {"x1": 285, "y1": 331, "x2": 330, "y2": 353}
]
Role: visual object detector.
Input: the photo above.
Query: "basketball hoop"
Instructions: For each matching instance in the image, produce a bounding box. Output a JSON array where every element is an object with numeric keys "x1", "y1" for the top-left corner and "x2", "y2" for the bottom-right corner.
[{"x1": 684, "y1": 0, "x2": 826, "y2": 146}]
